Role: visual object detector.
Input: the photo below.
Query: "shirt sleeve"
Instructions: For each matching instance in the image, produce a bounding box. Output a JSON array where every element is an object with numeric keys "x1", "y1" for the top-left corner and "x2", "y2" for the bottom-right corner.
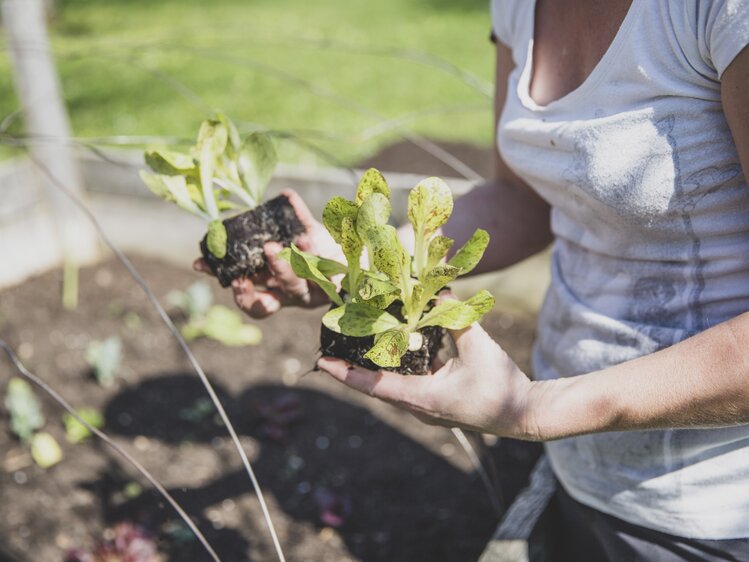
[
  {"x1": 699, "y1": 0, "x2": 749, "y2": 78},
  {"x1": 490, "y1": 0, "x2": 524, "y2": 49}
]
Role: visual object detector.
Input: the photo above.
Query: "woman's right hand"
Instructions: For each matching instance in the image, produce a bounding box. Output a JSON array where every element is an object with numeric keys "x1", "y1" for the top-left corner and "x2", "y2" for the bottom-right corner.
[{"x1": 193, "y1": 188, "x2": 342, "y2": 318}]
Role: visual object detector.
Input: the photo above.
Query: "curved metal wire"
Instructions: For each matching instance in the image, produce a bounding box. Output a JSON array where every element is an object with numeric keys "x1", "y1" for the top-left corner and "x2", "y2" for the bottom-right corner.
[{"x1": 0, "y1": 340, "x2": 223, "y2": 562}]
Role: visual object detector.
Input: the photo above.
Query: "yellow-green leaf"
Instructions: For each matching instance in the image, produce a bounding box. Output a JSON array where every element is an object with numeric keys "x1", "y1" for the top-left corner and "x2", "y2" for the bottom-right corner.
[
  {"x1": 206, "y1": 220, "x2": 228, "y2": 258},
  {"x1": 427, "y1": 236, "x2": 454, "y2": 270},
  {"x1": 239, "y1": 132, "x2": 278, "y2": 203},
  {"x1": 407, "y1": 177, "x2": 453, "y2": 237},
  {"x1": 416, "y1": 290, "x2": 495, "y2": 330},
  {"x1": 322, "y1": 303, "x2": 402, "y2": 337},
  {"x1": 64, "y1": 408, "x2": 104, "y2": 444},
  {"x1": 286, "y1": 244, "x2": 343, "y2": 306},
  {"x1": 31, "y1": 432, "x2": 63, "y2": 469},
  {"x1": 448, "y1": 229, "x2": 490, "y2": 275},
  {"x1": 322, "y1": 196, "x2": 358, "y2": 243},
  {"x1": 363, "y1": 225, "x2": 410, "y2": 288},
  {"x1": 422, "y1": 264, "x2": 461, "y2": 299},
  {"x1": 144, "y1": 149, "x2": 196, "y2": 176},
  {"x1": 355, "y1": 168, "x2": 391, "y2": 206},
  {"x1": 364, "y1": 328, "x2": 409, "y2": 368},
  {"x1": 358, "y1": 274, "x2": 400, "y2": 305},
  {"x1": 278, "y1": 248, "x2": 347, "y2": 278},
  {"x1": 356, "y1": 192, "x2": 390, "y2": 239}
]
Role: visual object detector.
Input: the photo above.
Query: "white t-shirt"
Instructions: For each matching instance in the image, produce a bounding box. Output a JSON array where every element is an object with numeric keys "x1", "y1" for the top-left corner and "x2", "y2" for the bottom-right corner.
[{"x1": 492, "y1": 0, "x2": 749, "y2": 539}]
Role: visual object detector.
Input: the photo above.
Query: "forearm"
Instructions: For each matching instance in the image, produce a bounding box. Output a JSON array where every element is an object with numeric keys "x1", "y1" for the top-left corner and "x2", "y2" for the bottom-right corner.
[{"x1": 526, "y1": 312, "x2": 749, "y2": 441}]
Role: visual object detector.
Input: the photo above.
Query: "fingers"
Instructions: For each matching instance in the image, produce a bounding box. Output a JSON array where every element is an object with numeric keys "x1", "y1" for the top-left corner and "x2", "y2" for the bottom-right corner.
[
  {"x1": 280, "y1": 188, "x2": 316, "y2": 231},
  {"x1": 317, "y1": 357, "x2": 425, "y2": 404},
  {"x1": 264, "y1": 241, "x2": 311, "y2": 301},
  {"x1": 449, "y1": 322, "x2": 495, "y2": 356},
  {"x1": 192, "y1": 258, "x2": 213, "y2": 275},
  {"x1": 232, "y1": 278, "x2": 283, "y2": 318}
]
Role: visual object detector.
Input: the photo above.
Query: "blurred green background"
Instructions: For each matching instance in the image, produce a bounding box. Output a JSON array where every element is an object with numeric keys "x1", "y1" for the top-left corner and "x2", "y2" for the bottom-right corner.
[{"x1": 0, "y1": 0, "x2": 495, "y2": 166}]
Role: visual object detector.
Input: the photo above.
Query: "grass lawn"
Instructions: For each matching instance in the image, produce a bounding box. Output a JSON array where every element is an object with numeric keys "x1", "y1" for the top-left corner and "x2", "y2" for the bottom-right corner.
[{"x1": 0, "y1": 0, "x2": 495, "y2": 167}]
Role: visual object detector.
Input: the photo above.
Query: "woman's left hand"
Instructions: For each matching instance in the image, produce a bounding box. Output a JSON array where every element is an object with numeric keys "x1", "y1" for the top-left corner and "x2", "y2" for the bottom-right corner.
[{"x1": 317, "y1": 322, "x2": 539, "y2": 439}]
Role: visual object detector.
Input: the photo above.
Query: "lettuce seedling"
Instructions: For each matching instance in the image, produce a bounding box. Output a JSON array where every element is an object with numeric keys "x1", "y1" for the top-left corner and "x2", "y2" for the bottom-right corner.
[
  {"x1": 5, "y1": 378, "x2": 64, "y2": 468},
  {"x1": 281, "y1": 169, "x2": 494, "y2": 370},
  {"x1": 140, "y1": 114, "x2": 277, "y2": 259},
  {"x1": 85, "y1": 336, "x2": 122, "y2": 387},
  {"x1": 168, "y1": 281, "x2": 262, "y2": 346},
  {"x1": 141, "y1": 114, "x2": 306, "y2": 287},
  {"x1": 6, "y1": 377, "x2": 44, "y2": 442}
]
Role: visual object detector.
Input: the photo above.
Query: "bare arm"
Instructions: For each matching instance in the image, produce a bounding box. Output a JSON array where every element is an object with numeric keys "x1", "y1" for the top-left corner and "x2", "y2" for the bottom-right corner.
[
  {"x1": 319, "y1": 46, "x2": 749, "y2": 442},
  {"x1": 526, "y1": 44, "x2": 749, "y2": 440},
  {"x1": 447, "y1": 43, "x2": 552, "y2": 274}
]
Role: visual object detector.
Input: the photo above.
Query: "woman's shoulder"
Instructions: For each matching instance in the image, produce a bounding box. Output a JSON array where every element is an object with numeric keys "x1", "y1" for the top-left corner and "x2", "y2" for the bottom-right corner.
[
  {"x1": 490, "y1": 0, "x2": 535, "y2": 50},
  {"x1": 659, "y1": 0, "x2": 749, "y2": 80}
]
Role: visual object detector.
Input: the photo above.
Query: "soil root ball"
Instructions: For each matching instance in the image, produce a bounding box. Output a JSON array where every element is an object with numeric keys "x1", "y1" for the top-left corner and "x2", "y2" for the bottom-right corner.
[
  {"x1": 320, "y1": 299, "x2": 444, "y2": 376},
  {"x1": 200, "y1": 194, "x2": 305, "y2": 287}
]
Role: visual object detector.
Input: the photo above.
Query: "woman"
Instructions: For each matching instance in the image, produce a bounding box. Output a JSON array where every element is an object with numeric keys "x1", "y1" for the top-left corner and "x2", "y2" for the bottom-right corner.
[{"x1": 199, "y1": 0, "x2": 749, "y2": 559}]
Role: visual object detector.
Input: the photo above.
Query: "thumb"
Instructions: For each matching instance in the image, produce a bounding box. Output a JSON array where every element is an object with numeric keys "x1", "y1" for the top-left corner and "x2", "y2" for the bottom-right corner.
[
  {"x1": 449, "y1": 322, "x2": 494, "y2": 356},
  {"x1": 264, "y1": 241, "x2": 309, "y2": 297}
]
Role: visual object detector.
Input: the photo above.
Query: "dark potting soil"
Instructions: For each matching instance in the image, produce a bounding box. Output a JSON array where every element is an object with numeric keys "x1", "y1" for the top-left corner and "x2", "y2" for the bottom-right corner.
[
  {"x1": 0, "y1": 258, "x2": 541, "y2": 562},
  {"x1": 320, "y1": 300, "x2": 444, "y2": 376},
  {"x1": 200, "y1": 194, "x2": 305, "y2": 287}
]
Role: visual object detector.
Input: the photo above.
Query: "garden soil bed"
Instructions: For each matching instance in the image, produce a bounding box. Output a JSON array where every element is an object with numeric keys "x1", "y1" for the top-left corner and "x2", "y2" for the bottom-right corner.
[{"x1": 0, "y1": 256, "x2": 540, "y2": 562}]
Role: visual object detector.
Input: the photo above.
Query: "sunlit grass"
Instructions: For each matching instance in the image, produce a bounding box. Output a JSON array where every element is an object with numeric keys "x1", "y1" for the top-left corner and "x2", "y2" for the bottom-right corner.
[{"x1": 0, "y1": 0, "x2": 495, "y2": 166}]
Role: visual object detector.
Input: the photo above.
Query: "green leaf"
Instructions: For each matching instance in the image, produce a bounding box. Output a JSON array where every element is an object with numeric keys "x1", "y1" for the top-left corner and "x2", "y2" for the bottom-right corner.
[
  {"x1": 416, "y1": 290, "x2": 495, "y2": 330},
  {"x1": 144, "y1": 149, "x2": 196, "y2": 175},
  {"x1": 217, "y1": 199, "x2": 241, "y2": 212},
  {"x1": 277, "y1": 248, "x2": 347, "y2": 278},
  {"x1": 216, "y1": 112, "x2": 241, "y2": 156},
  {"x1": 207, "y1": 220, "x2": 228, "y2": 259},
  {"x1": 322, "y1": 303, "x2": 402, "y2": 337},
  {"x1": 85, "y1": 337, "x2": 122, "y2": 387},
  {"x1": 202, "y1": 306, "x2": 262, "y2": 346},
  {"x1": 139, "y1": 171, "x2": 207, "y2": 218},
  {"x1": 239, "y1": 132, "x2": 278, "y2": 203},
  {"x1": 64, "y1": 408, "x2": 104, "y2": 444},
  {"x1": 197, "y1": 118, "x2": 229, "y2": 156},
  {"x1": 340, "y1": 216, "x2": 363, "y2": 264},
  {"x1": 427, "y1": 236, "x2": 454, "y2": 270},
  {"x1": 422, "y1": 264, "x2": 461, "y2": 298},
  {"x1": 448, "y1": 229, "x2": 490, "y2": 275},
  {"x1": 358, "y1": 273, "x2": 400, "y2": 309},
  {"x1": 355, "y1": 168, "x2": 390, "y2": 206},
  {"x1": 363, "y1": 225, "x2": 410, "y2": 288},
  {"x1": 285, "y1": 244, "x2": 344, "y2": 306},
  {"x1": 5, "y1": 377, "x2": 44, "y2": 442},
  {"x1": 322, "y1": 196, "x2": 358, "y2": 243},
  {"x1": 355, "y1": 193, "x2": 391, "y2": 239},
  {"x1": 407, "y1": 177, "x2": 454, "y2": 237},
  {"x1": 364, "y1": 328, "x2": 409, "y2": 368},
  {"x1": 31, "y1": 432, "x2": 63, "y2": 469}
]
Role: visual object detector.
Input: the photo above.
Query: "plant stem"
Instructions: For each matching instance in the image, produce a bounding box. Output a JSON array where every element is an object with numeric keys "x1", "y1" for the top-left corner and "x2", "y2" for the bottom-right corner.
[{"x1": 62, "y1": 254, "x2": 78, "y2": 310}]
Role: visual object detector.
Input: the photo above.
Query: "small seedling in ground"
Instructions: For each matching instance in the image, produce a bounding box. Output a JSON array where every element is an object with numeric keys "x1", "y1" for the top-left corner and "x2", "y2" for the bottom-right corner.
[
  {"x1": 5, "y1": 377, "x2": 63, "y2": 468},
  {"x1": 141, "y1": 114, "x2": 304, "y2": 286},
  {"x1": 168, "y1": 281, "x2": 262, "y2": 346},
  {"x1": 85, "y1": 337, "x2": 123, "y2": 387},
  {"x1": 64, "y1": 408, "x2": 105, "y2": 444},
  {"x1": 30, "y1": 432, "x2": 63, "y2": 469},
  {"x1": 282, "y1": 168, "x2": 494, "y2": 374},
  {"x1": 6, "y1": 377, "x2": 44, "y2": 442}
]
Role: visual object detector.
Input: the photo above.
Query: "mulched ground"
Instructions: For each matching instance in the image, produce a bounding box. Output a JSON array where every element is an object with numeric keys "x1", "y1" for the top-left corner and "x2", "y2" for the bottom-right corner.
[
  {"x1": 0, "y1": 139, "x2": 544, "y2": 562},
  {"x1": 0, "y1": 254, "x2": 541, "y2": 562}
]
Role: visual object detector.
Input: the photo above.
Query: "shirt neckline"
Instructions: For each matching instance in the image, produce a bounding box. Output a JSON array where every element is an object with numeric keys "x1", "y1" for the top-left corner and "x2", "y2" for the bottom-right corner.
[{"x1": 517, "y1": 0, "x2": 643, "y2": 113}]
